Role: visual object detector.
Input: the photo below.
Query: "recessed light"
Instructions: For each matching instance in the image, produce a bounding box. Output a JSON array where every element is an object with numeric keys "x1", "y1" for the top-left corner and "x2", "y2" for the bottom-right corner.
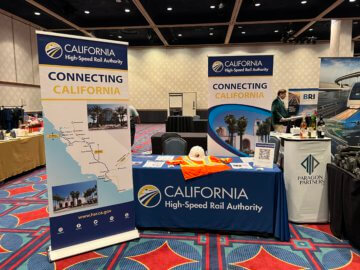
[
  {"x1": 241, "y1": 31, "x2": 246, "y2": 34},
  {"x1": 309, "y1": 28, "x2": 313, "y2": 31},
  {"x1": 209, "y1": 27, "x2": 214, "y2": 30},
  {"x1": 178, "y1": 33, "x2": 182, "y2": 37},
  {"x1": 84, "y1": 10, "x2": 90, "y2": 14},
  {"x1": 255, "y1": 3, "x2": 261, "y2": 7},
  {"x1": 167, "y1": 7, "x2": 173, "y2": 11},
  {"x1": 118, "y1": 35, "x2": 122, "y2": 39},
  {"x1": 238, "y1": 26, "x2": 242, "y2": 29},
  {"x1": 209, "y1": 32, "x2": 214, "y2": 36},
  {"x1": 349, "y1": 0, "x2": 356, "y2": 2},
  {"x1": 274, "y1": 30, "x2": 279, "y2": 33},
  {"x1": 301, "y1": 0, "x2": 307, "y2": 4},
  {"x1": 34, "y1": 12, "x2": 41, "y2": 16},
  {"x1": 210, "y1": 5, "x2": 216, "y2": 9},
  {"x1": 125, "y1": 8, "x2": 130, "y2": 13},
  {"x1": 354, "y1": 21, "x2": 359, "y2": 24}
]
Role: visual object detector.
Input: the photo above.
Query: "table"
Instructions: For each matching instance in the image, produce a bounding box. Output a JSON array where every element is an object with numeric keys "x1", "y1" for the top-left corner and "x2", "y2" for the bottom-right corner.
[
  {"x1": 166, "y1": 116, "x2": 193, "y2": 132},
  {"x1": 327, "y1": 164, "x2": 360, "y2": 249},
  {"x1": 151, "y1": 132, "x2": 207, "y2": 154},
  {"x1": 281, "y1": 135, "x2": 331, "y2": 222},
  {"x1": 193, "y1": 119, "x2": 208, "y2": 133},
  {"x1": 132, "y1": 155, "x2": 290, "y2": 241},
  {"x1": 0, "y1": 134, "x2": 45, "y2": 182}
]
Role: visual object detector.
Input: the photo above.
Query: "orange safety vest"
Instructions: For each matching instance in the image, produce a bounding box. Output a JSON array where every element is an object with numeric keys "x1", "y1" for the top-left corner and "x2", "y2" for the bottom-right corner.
[{"x1": 166, "y1": 156, "x2": 232, "y2": 181}]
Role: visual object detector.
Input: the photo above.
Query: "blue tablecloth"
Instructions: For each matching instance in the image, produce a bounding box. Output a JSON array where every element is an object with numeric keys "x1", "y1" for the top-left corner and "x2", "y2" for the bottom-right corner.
[{"x1": 132, "y1": 155, "x2": 290, "y2": 241}]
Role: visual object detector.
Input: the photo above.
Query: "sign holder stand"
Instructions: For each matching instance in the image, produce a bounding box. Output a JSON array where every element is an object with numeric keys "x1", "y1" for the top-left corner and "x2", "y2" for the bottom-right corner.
[{"x1": 47, "y1": 229, "x2": 139, "y2": 261}]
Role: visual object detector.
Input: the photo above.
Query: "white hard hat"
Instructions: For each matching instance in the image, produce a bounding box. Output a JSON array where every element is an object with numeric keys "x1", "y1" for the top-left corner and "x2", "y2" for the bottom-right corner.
[{"x1": 188, "y1": 146, "x2": 205, "y2": 161}]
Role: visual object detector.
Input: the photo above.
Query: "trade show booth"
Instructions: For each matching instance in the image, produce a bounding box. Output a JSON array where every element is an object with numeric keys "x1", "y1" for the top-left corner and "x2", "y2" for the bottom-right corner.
[{"x1": 1, "y1": 1, "x2": 360, "y2": 268}]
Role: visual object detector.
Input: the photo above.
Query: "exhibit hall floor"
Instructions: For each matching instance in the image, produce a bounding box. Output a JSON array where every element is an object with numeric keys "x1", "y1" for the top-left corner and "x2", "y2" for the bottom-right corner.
[{"x1": 0, "y1": 124, "x2": 359, "y2": 269}]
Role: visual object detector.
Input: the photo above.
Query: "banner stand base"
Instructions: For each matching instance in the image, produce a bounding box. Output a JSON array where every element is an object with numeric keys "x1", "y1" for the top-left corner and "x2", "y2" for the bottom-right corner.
[{"x1": 47, "y1": 229, "x2": 139, "y2": 262}]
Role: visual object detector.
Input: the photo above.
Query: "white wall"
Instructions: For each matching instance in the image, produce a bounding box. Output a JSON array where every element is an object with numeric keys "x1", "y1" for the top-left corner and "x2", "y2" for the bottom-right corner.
[
  {"x1": 0, "y1": 12, "x2": 41, "y2": 112},
  {"x1": 128, "y1": 44, "x2": 330, "y2": 110},
  {"x1": 0, "y1": 9, "x2": 333, "y2": 112}
]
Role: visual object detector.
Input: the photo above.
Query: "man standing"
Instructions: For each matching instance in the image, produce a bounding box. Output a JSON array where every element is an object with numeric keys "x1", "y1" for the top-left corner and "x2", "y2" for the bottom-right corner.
[
  {"x1": 128, "y1": 105, "x2": 140, "y2": 147},
  {"x1": 271, "y1": 89, "x2": 288, "y2": 132}
]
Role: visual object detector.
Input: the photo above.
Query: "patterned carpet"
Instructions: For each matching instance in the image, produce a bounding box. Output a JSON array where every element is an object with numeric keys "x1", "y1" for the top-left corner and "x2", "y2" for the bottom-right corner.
[
  {"x1": 0, "y1": 124, "x2": 359, "y2": 269},
  {"x1": 132, "y1": 124, "x2": 165, "y2": 154}
]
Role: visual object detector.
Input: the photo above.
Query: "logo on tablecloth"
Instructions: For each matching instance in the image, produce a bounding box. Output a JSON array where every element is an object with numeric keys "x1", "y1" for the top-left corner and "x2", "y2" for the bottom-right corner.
[
  {"x1": 301, "y1": 154, "x2": 319, "y2": 175},
  {"x1": 138, "y1": 185, "x2": 161, "y2": 208},
  {"x1": 45, "y1": 42, "x2": 63, "y2": 59}
]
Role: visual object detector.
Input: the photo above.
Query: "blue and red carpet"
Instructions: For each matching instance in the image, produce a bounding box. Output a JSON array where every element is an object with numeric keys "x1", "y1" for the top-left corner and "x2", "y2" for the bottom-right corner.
[
  {"x1": 132, "y1": 124, "x2": 165, "y2": 154},
  {"x1": 0, "y1": 124, "x2": 359, "y2": 269}
]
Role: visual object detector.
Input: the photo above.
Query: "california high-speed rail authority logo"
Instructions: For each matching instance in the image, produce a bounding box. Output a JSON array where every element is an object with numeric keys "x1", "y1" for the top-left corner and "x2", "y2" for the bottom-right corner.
[
  {"x1": 138, "y1": 185, "x2": 161, "y2": 208},
  {"x1": 301, "y1": 154, "x2": 319, "y2": 175},
  {"x1": 45, "y1": 42, "x2": 63, "y2": 59},
  {"x1": 212, "y1": 61, "x2": 224, "y2": 73}
]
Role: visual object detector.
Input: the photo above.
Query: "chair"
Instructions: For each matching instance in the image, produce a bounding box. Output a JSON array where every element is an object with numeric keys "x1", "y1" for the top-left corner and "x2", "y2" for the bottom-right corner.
[
  {"x1": 269, "y1": 136, "x2": 280, "y2": 164},
  {"x1": 162, "y1": 137, "x2": 188, "y2": 155},
  {"x1": 160, "y1": 132, "x2": 181, "y2": 146}
]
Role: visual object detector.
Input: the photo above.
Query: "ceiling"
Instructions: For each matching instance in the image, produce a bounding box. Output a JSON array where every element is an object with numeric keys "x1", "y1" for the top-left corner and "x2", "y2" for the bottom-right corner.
[{"x1": 1, "y1": 0, "x2": 359, "y2": 55}]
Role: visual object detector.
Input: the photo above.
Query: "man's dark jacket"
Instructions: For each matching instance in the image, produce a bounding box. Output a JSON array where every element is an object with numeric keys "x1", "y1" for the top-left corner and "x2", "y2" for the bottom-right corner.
[{"x1": 271, "y1": 97, "x2": 288, "y2": 125}]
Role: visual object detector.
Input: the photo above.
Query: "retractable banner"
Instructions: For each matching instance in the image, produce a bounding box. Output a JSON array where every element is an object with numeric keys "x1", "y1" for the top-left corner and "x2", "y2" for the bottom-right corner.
[
  {"x1": 208, "y1": 55, "x2": 274, "y2": 156},
  {"x1": 319, "y1": 57, "x2": 360, "y2": 154},
  {"x1": 288, "y1": 88, "x2": 319, "y2": 116},
  {"x1": 36, "y1": 31, "x2": 139, "y2": 261}
]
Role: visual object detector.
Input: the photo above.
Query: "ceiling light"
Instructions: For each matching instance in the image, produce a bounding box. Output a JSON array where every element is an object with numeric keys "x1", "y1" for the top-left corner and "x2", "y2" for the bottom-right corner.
[
  {"x1": 209, "y1": 33, "x2": 214, "y2": 36},
  {"x1": 238, "y1": 26, "x2": 242, "y2": 29},
  {"x1": 349, "y1": 0, "x2": 356, "y2": 2},
  {"x1": 210, "y1": 5, "x2": 216, "y2": 9},
  {"x1": 274, "y1": 30, "x2": 279, "y2": 33},
  {"x1": 125, "y1": 8, "x2": 130, "y2": 13},
  {"x1": 255, "y1": 3, "x2": 261, "y2": 7},
  {"x1": 301, "y1": 0, "x2": 307, "y2": 4},
  {"x1": 209, "y1": 27, "x2": 214, "y2": 30},
  {"x1": 34, "y1": 12, "x2": 41, "y2": 16},
  {"x1": 84, "y1": 10, "x2": 90, "y2": 14},
  {"x1": 354, "y1": 21, "x2": 359, "y2": 24},
  {"x1": 118, "y1": 35, "x2": 122, "y2": 39},
  {"x1": 309, "y1": 28, "x2": 313, "y2": 31},
  {"x1": 241, "y1": 31, "x2": 246, "y2": 34},
  {"x1": 167, "y1": 7, "x2": 173, "y2": 11},
  {"x1": 178, "y1": 33, "x2": 182, "y2": 37}
]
